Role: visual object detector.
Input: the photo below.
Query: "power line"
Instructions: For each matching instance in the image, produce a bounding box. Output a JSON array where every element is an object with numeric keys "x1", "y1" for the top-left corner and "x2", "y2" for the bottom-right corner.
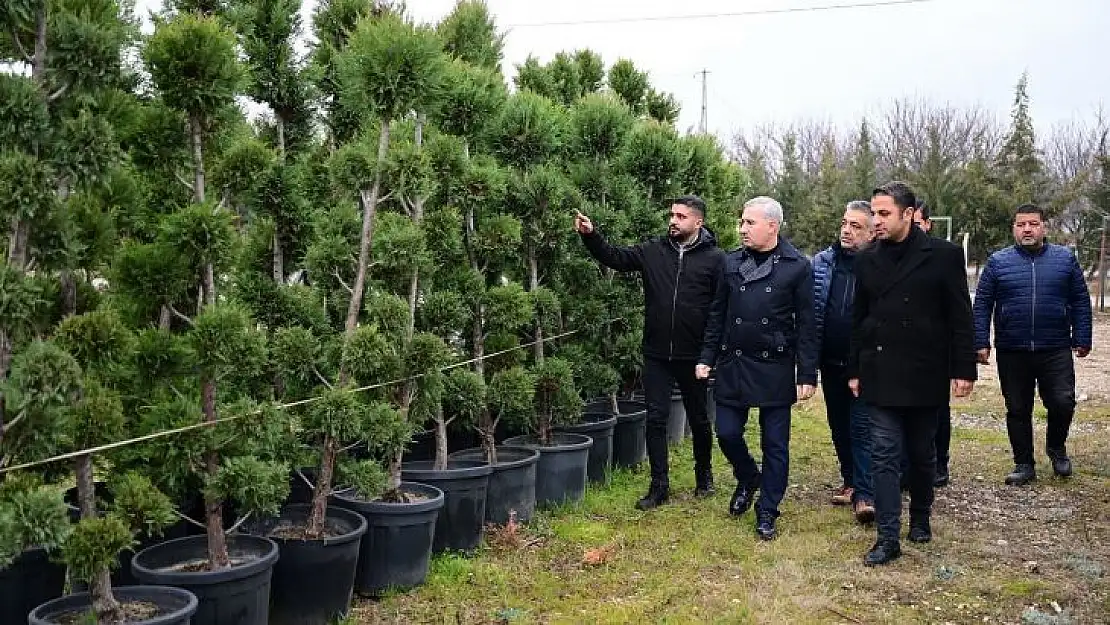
[{"x1": 505, "y1": 0, "x2": 936, "y2": 29}]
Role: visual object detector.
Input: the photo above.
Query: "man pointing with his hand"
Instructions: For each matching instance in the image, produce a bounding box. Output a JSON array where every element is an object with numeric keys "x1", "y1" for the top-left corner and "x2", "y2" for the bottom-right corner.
[{"x1": 576, "y1": 196, "x2": 726, "y2": 511}]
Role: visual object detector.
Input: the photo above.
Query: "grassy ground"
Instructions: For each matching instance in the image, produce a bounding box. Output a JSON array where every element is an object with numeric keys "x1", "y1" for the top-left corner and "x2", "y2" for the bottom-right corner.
[{"x1": 351, "y1": 389, "x2": 1110, "y2": 625}]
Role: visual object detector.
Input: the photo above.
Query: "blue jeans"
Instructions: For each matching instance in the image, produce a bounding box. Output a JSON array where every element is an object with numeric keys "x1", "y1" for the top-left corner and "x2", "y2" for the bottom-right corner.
[
  {"x1": 821, "y1": 364, "x2": 873, "y2": 503},
  {"x1": 715, "y1": 403, "x2": 791, "y2": 519}
]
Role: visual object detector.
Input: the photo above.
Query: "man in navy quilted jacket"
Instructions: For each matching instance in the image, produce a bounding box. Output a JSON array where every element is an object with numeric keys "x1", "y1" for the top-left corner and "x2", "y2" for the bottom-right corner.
[{"x1": 973, "y1": 204, "x2": 1093, "y2": 485}]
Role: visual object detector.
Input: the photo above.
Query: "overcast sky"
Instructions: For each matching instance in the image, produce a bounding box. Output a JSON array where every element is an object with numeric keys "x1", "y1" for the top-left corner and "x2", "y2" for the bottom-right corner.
[{"x1": 135, "y1": 0, "x2": 1109, "y2": 141}]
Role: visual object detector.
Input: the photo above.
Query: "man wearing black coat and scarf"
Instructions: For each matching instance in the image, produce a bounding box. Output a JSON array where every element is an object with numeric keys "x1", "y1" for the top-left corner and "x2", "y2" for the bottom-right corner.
[
  {"x1": 696, "y1": 196, "x2": 819, "y2": 541},
  {"x1": 848, "y1": 181, "x2": 977, "y2": 566}
]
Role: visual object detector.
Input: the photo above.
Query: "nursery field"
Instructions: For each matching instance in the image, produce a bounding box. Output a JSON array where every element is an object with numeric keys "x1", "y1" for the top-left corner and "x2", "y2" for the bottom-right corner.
[{"x1": 352, "y1": 322, "x2": 1110, "y2": 625}]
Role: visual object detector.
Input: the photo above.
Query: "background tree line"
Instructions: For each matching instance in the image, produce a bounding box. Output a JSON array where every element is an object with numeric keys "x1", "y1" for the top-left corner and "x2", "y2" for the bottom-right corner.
[{"x1": 730, "y1": 73, "x2": 1110, "y2": 272}]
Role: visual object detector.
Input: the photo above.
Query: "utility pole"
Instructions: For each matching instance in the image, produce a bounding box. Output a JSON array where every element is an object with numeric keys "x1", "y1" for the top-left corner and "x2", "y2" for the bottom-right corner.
[
  {"x1": 696, "y1": 68, "x2": 709, "y2": 134},
  {"x1": 1100, "y1": 215, "x2": 1108, "y2": 312}
]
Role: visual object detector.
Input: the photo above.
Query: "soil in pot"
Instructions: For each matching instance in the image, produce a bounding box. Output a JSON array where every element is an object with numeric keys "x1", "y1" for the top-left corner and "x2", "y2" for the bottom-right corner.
[
  {"x1": 400, "y1": 460, "x2": 491, "y2": 554},
  {"x1": 331, "y1": 482, "x2": 444, "y2": 597},
  {"x1": 249, "y1": 503, "x2": 367, "y2": 625},
  {"x1": 448, "y1": 446, "x2": 539, "y2": 524},
  {"x1": 29, "y1": 585, "x2": 198, "y2": 625},
  {"x1": 502, "y1": 433, "x2": 592, "y2": 508},
  {"x1": 131, "y1": 534, "x2": 278, "y2": 625},
  {"x1": 0, "y1": 546, "x2": 66, "y2": 625},
  {"x1": 557, "y1": 413, "x2": 617, "y2": 484}
]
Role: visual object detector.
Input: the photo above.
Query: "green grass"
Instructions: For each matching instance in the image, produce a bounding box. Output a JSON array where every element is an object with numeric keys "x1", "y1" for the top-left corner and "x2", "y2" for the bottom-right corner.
[{"x1": 351, "y1": 398, "x2": 1110, "y2": 624}]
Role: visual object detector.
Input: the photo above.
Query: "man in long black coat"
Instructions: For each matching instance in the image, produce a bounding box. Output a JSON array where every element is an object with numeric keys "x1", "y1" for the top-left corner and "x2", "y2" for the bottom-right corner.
[
  {"x1": 848, "y1": 181, "x2": 977, "y2": 566},
  {"x1": 576, "y1": 195, "x2": 726, "y2": 511},
  {"x1": 697, "y1": 196, "x2": 818, "y2": 541}
]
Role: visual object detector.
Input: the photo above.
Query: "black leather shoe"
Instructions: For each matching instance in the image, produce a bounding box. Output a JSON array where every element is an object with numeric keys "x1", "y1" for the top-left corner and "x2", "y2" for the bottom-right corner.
[
  {"x1": 635, "y1": 483, "x2": 669, "y2": 511},
  {"x1": 729, "y1": 472, "x2": 761, "y2": 517},
  {"x1": 864, "y1": 541, "x2": 902, "y2": 566},
  {"x1": 694, "y1": 470, "x2": 715, "y2": 498},
  {"x1": 907, "y1": 519, "x2": 932, "y2": 543},
  {"x1": 755, "y1": 514, "x2": 776, "y2": 541},
  {"x1": 1004, "y1": 463, "x2": 1037, "y2": 486},
  {"x1": 934, "y1": 466, "x2": 950, "y2": 487},
  {"x1": 1047, "y1": 448, "x2": 1073, "y2": 477}
]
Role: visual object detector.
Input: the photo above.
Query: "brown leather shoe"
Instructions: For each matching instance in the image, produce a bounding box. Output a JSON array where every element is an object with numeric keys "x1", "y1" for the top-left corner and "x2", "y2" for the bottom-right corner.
[
  {"x1": 831, "y1": 485, "x2": 854, "y2": 506},
  {"x1": 853, "y1": 499, "x2": 876, "y2": 524}
]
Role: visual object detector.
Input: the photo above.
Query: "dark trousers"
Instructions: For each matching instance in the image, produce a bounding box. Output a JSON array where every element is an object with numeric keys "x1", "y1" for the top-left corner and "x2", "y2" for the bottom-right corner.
[
  {"x1": 821, "y1": 364, "x2": 873, "y2": 503},
  {"x1": 642, "y1": 357, "x2": 713, "y2": 486},
  {"x1": 871, "y1": 406, "x2": 939, "y2": 542},
  {"x1": 715, "y1": 403, "x2": 791, "y2": 519},
  {"x1": 997, "y1": 348, "x2": 1076, "y2": 465},
  {"x1": 901, "y1": 405, "x2": 951, "y2": 478}
]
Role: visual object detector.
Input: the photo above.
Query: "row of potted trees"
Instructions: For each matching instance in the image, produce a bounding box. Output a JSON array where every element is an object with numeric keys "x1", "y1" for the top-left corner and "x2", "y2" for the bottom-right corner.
[{"x1": 0, "y1": 1, "x2": 742, "y2": 623}]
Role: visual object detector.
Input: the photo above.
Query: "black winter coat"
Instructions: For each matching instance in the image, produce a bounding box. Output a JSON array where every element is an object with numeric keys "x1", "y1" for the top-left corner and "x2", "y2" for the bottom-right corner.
[
  {"x1": 581, "y1": 227, "x2": 726, "y2": 361},
  {"x1": 848, "y1": 227, "x2": 977, "y2": 408},
  {"x1": 699, "y1": 237, "x2": 819, "y2": 408}
]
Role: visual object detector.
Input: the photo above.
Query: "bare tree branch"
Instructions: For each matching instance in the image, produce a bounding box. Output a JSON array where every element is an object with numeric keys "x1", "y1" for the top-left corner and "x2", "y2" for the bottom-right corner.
[
  {"x1": 47, "y1": 82, "x2": 70, "y2": 102},
  {"x1": 313, "y1": 367, "x2": 333, "y2": 390},
  {"x1": 333, "y1": 269, "x2": 353, "y2": 295},
  {"x1": 174, "y1": 171, "x2": 194, "y2": 190},
  {"x1": 167, "y1": 304, "x2": 195, "y2": 327},
  {"x1": 10, "y1": 27, "x2": 32, "y2": 64}
]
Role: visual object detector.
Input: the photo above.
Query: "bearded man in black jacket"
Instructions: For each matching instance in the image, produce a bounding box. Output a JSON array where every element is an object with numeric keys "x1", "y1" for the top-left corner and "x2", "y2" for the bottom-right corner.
[{"x1": 576, "y1": 195, "x2": 727, "y2": 511}]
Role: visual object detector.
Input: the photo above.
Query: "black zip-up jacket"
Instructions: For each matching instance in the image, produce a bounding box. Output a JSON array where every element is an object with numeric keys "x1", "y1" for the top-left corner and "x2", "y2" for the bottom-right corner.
[{"x1": 581, "y1": 227, "x2": 726, "y2": 361}]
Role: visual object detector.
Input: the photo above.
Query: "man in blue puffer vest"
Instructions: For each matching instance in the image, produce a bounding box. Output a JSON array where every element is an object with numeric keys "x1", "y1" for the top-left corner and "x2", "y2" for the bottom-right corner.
[
  {"x1": 973, "y1": 204, "x2": 1093, "y2": 486},
  {"x1": 813, "y1": 200, "x2": 876, "y2": 524}
]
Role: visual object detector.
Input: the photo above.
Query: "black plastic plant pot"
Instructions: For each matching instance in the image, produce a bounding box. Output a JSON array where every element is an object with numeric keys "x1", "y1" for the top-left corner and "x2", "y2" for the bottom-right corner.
[
  {"x1": 401, "y1": 460, "x2": 492, "y2": 554},
  {"x1": 611, "y1": 401, "x2": 649, "y2": 469},
  {"x1": 253, "y1": 503, "x2": 367, "y2": 625},
  {"x1": 331, "y1": 482, "x2": 444, "y2": 598},
  {"x1": 557, "y1": 413, "x2": 617, "y2": 484},
  {"x1": 131, "y1": 534, "x2": 279, "y2": 625},
  {"x1": 448, "y1": 445, "x2": 540, "y2": 524},
  {"x1": 502, "y1": 433, "x2": 592, "y2": 508},
  {"x1": 29, "y1": 585, "x2": 198, "y2": 625},
  {"x1": 0, "y1": 546, "x2": 66, "y2": 625}
]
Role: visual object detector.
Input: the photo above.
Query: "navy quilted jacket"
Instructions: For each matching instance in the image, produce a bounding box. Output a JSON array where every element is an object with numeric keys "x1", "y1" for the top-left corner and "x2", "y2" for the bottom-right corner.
[{"x1": 973, "y1": 243, "x2": 1092, "y2": 351}]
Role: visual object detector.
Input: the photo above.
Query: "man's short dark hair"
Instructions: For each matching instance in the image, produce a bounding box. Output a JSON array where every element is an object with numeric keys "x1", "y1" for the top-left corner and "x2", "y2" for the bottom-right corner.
[
  {"x1": 872, "y1": 181, "x2": 917, "y2": 211},
  {"x1": 914, "y1": 199, "x2": 931, "y2": 221},
  {"x1": 671, "y1": 194, "x2": 707, "y2": 217},
  {"x1": 1014, "y1": 203, "x2": 1045, "y2": 221}
]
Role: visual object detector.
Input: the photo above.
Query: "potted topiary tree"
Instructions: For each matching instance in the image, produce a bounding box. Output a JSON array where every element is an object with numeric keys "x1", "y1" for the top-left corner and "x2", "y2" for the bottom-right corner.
[
  {"x1": 401, "y1": 364, "x2": 492, "y2": 554},
  {"x1": 450, "y1": 365, "x2": 538, "y2": 524},
  {"x1": 244, "y1": 13, "x2": 448, "y2": 622},
  {"x1": 0, "y1": 475, "x2": 70, "y2": 624},
  {"x1": 126, "y1": 14, "x2": 290, "y2": 625},
  {"x1": 505, "y1": 357, "x2": 590, "y2": 508}
]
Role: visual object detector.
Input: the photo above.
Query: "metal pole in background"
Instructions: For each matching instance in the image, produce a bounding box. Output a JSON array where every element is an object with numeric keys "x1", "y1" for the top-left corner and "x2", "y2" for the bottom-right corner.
[{"x1": 1099, "y1": 215, "x2": 1108, "y2": 312}]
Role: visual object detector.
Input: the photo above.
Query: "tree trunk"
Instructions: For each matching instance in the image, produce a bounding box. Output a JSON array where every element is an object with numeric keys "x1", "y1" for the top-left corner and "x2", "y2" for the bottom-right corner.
[
  {"x1": 405, "y1": 119, "x2": 425, "y2": 340},
  {"x1": 272, "y1": 232, "x2": 284, "y2": 284},
  {"x1": 201, "y1": 375, "x2": 230, "y2": 568},
  {"x1": 90, "y1": 568, "x2": 122, "y2": 623},
  {"x1": 276, "y1": 116, "x2": 286, "y2": 161},
  {"x1": 203, "y1": 263, "x2": 216, "y2": 307},
  {"x1": 343, "y1": 122, "x2": 390, "y2": 340},
  {"x1": 190, "y1": 113, "x2": 206, "y2": 204},
  {"x1": 433, "y1": 407, "x2": 448, "y2": 471},
  {"x1": 60, "y1": 270, "x2": 77, "y2": 317},
  {"x1": 406, "y1": 267, "x2": 419, "y2": 342},
  {"x1": 77, "y1": 453, "x2": 125, "y2": 621},
  {"x1": 6, "y1": 217, "x2": 29, "y2": 269},
  {"x1": 610, "y1": 392, "x2": 620, "y2": 415},
  {"x1": 529, "y1": 252, "x2": 543, "y2": 363},
  {"x1": 387, "y1": 447, "x2": 403, "y2": 494},
  {"x1": 159, "y1": 305, "x2": 172, "y2": 330},
  {"x1": 480, "y1": 413, "x2": 497, "y2": 464},
  {"x1": 32, "y1": 3, "x2": 46, "y2": 81},
  {"x1": 306, "y1": 435, "x2": 336, "y2": 537},
  {"x1": 0, "y1": 330, "x2": 10, "y2": 443}
]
